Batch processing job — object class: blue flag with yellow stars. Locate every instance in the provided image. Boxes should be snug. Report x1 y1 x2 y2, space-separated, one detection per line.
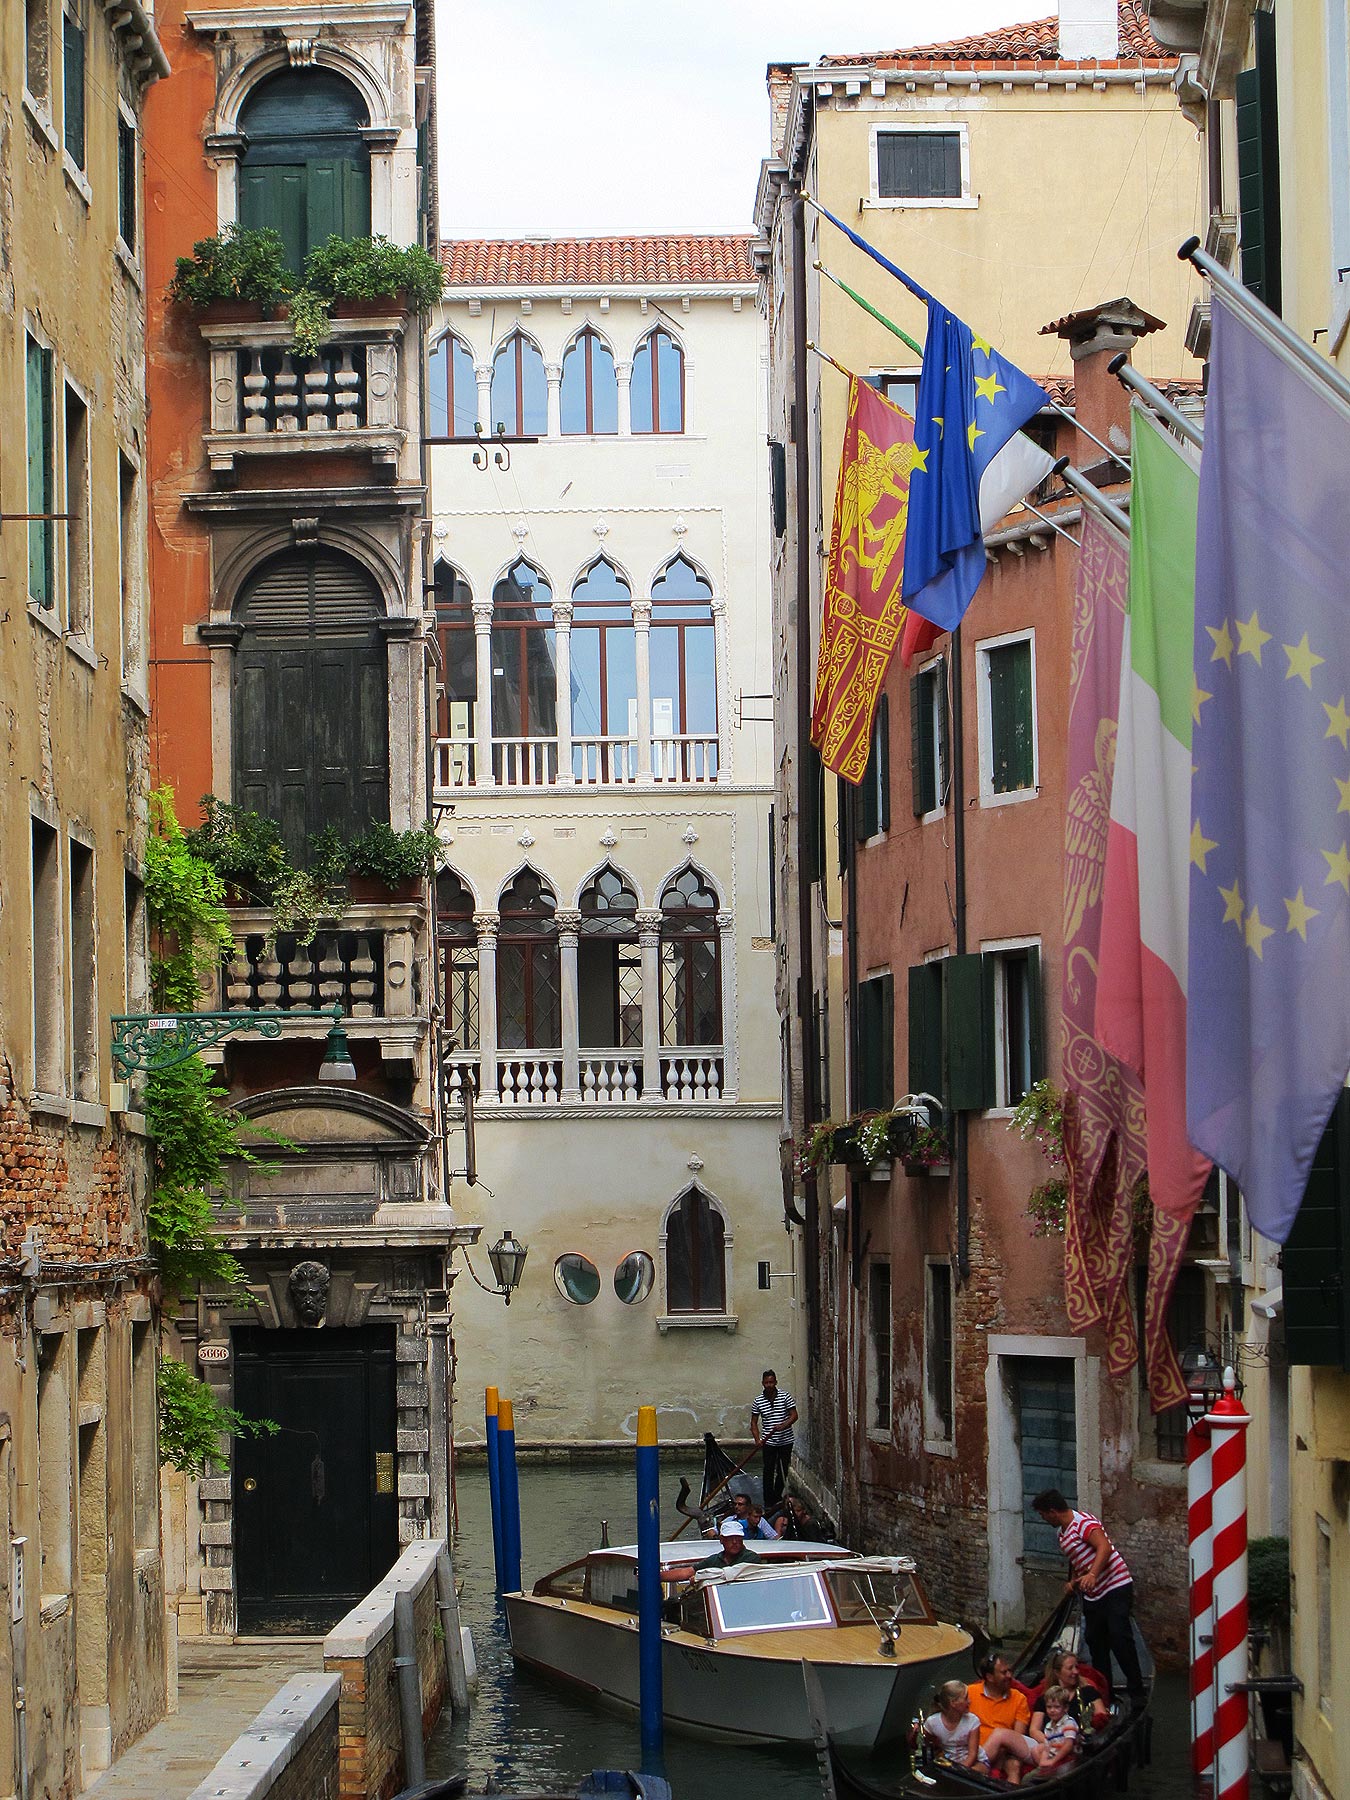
810 203 1048 631
1187 287 1350 1245
900 301 1050 630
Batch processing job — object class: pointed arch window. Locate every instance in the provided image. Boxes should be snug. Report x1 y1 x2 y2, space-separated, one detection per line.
579 866 641 1052
429 333 478 438
632 328 684 434
570 558 635 777
497 869 560 1049
560 329 618 435
650 554 717 776
665 1187 727 1314
239 69 371 273
491 332 547 437
659 868 722 1047
436 868 478 1050
491 560 557 782
433 563 475 763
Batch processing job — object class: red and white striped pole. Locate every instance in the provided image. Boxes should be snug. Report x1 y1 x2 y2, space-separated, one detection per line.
1207 1368 1251 1800
1186 1416 1215 1779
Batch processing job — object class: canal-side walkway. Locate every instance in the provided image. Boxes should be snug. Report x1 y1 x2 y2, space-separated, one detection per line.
83 1638 323 1800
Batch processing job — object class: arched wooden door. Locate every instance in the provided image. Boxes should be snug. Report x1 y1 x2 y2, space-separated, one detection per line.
232 548 389 856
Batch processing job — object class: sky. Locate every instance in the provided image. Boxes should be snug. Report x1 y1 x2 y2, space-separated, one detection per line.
436 2 1046 239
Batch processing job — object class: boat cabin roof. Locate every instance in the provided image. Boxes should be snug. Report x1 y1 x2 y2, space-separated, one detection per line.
597 1539 848 1570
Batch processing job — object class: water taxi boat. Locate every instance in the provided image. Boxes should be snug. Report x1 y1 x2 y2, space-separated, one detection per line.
505 1540 973 1751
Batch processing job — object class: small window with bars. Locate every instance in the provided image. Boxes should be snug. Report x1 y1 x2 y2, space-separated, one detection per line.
873 127 967 204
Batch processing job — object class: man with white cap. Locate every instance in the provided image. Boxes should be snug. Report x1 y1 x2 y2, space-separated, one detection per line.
697 1516 760 1570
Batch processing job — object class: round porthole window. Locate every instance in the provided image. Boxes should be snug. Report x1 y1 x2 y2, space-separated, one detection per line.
553 1254 600 1305
613 1250 655 1305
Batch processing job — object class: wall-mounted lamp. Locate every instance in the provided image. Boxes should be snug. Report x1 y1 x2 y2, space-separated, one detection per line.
757 1260 797 1291
317 1019 357 1084
486 1228 529 1304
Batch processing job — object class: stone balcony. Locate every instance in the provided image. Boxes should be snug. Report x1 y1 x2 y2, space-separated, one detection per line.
199 313 406 478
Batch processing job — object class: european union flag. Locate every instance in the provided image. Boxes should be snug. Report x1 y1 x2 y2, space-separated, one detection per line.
1187 288 1350 1244
901 302 1050 630
812 204 1048 632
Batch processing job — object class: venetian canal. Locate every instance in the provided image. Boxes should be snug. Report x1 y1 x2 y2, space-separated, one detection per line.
425 1458 1199 1799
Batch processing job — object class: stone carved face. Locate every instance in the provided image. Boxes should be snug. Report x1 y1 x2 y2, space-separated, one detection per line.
288 1260 330 1326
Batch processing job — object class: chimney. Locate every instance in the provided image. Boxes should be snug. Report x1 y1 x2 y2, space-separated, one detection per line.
1059 0 1119 59
1041 298 1165 476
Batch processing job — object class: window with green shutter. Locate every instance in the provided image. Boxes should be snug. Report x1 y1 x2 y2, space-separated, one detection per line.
855 696 890 841
907 961 945 1103
1284 1091 1350 1371
993 944 1044 1106
855 972 894 1113
1235 13 1282 316
911 659 948 816
238 70 371 273
983 635 1036 796
62 7 85 169
945 952 993 1112
26 335 55 610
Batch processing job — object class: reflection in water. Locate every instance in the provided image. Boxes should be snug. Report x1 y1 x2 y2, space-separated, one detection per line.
425 1460 1200 1799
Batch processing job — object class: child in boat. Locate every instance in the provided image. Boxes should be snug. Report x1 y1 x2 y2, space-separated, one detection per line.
920 1680 980 1770
1030 1686 1081 1773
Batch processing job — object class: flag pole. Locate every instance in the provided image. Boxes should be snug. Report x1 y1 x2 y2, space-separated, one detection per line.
1107 354 1205 449
1052 456 1131 536
1019 499 1082 548
1181 234 1350 413
807 341 854 381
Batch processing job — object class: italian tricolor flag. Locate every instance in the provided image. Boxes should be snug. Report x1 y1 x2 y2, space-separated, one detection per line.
1094 408 1211 1217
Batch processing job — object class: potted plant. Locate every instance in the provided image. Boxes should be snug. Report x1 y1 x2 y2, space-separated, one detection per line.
301 234 444 323
346 821 439 901
183 796 287 906
903 1122 951 1176
168 224 291 322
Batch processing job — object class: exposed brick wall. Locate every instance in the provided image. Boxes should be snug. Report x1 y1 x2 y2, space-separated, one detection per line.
0 1079 143 1265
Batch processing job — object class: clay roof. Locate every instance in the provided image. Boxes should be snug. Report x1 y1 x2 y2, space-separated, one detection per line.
441 237 759 288
819 1 1170 68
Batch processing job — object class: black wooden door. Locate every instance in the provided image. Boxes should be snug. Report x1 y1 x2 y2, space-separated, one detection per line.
232 549 389 857
233 1326 399 1633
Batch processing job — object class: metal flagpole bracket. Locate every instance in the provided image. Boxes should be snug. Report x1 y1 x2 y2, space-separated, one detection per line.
1052 457 1131 536
1106 354 1205 449
110 1005 345 1078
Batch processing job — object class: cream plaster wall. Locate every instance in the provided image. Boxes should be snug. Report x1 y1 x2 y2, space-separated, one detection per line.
430 282 793 1445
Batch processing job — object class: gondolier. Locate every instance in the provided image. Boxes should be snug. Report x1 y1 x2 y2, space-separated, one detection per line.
750 1370 797 1508
1032 1490 1146 1708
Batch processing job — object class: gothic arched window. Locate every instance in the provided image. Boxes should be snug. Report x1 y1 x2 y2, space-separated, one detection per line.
570 558 635 776
578 866 641 1052
491 559 557 782
497 868 560 1049
436 869 478 1051
428 333 477 438
659 868 722 1047
631 328 684 434
650 555 716 776
664 1187 726 1314
560 328 618 435
491 332 547 437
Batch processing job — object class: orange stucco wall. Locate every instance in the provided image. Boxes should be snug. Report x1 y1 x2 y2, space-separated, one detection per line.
143 2 220 812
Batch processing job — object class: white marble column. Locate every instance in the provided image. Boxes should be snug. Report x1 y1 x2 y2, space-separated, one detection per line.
716 909 738 1100
552 599 573 785
636 908 663 1100
710 595 729 781
632 597 654 786
616 360 633 438
556 909 582 1102
472 599 495 786
474 911 500 1103
474 362 493 435
544 362 562 438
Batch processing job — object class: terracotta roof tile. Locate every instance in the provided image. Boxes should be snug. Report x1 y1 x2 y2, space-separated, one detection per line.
820 1 1169 68
441 236 759 288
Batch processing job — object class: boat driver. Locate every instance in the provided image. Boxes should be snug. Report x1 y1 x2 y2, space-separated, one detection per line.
697 1517 761 1569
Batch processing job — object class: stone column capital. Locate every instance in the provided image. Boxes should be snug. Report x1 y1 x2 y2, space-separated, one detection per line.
473 910 500 940
631 599 652 627
551 600 574 628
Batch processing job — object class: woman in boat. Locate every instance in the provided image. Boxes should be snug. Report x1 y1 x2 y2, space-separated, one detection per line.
1026 1650 1110 1736
919 1680 980 1772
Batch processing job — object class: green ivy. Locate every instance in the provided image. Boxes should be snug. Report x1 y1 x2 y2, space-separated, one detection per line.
145 789 235 1011
158 1355 277 1476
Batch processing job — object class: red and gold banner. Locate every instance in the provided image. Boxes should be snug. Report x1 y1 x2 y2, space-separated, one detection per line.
1062 513 1187 1411
811 379 920 784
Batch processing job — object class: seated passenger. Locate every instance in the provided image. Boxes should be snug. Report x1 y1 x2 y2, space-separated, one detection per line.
1027 1650 1110 1733
696 1517 760 1570
1030 1686 1081 1773
967 1654 1040 1787
745 1500 779 1540
771 1493 831 1541
921 1680 980 1770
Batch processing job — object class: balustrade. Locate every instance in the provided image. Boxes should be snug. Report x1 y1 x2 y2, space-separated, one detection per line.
496 1054 564 1105
491 737 560 787
659 1049 725 1101
579 1054 643 1103
571 736 640 785
433 731 720 793
434 736 476 789
225 927 385 1016
652 735 718 782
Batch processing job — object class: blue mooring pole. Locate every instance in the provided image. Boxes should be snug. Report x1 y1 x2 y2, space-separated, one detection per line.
498 1396 522 1594
636 1404 665 1773
485 1386 505 1594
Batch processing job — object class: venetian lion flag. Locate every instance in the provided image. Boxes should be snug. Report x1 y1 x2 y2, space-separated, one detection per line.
1094 406 1210 1236
812 377 920 783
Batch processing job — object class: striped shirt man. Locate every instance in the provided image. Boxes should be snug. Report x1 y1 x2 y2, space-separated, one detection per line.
750 1386 797 1446
1056 1510 1132 1599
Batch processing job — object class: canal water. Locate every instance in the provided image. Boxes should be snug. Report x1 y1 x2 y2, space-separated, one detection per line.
425 1458 1199 1799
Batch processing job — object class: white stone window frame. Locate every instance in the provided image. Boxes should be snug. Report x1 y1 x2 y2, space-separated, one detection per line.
868 120 975 210
916 651 948 824
655 1179 737 1333
29 790 68 1114
979 932 1042 1117
975 626 1039 809
115 94 142 283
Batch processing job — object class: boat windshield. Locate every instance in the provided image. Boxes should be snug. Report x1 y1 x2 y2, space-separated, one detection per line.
825 1566 931 1625
707 1571 833 1637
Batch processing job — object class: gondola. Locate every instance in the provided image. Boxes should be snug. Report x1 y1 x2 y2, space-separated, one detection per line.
825 1594 1153 1800
394 1773 673 1799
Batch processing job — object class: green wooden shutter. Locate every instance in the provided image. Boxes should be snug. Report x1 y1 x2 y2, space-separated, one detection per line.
341 158 371 238
306 160 343 256
989 640 1034 792
1284 1092 1350 1370
947 952 993 1112
911 673 930 816
856 974 894 1113
1235 15 1282 315
1025 944 1045 1084
937 667 949 800
908 962 944 1101
241 164 307 273
26 339 53 608
878 696 891 833
63 15 85 169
